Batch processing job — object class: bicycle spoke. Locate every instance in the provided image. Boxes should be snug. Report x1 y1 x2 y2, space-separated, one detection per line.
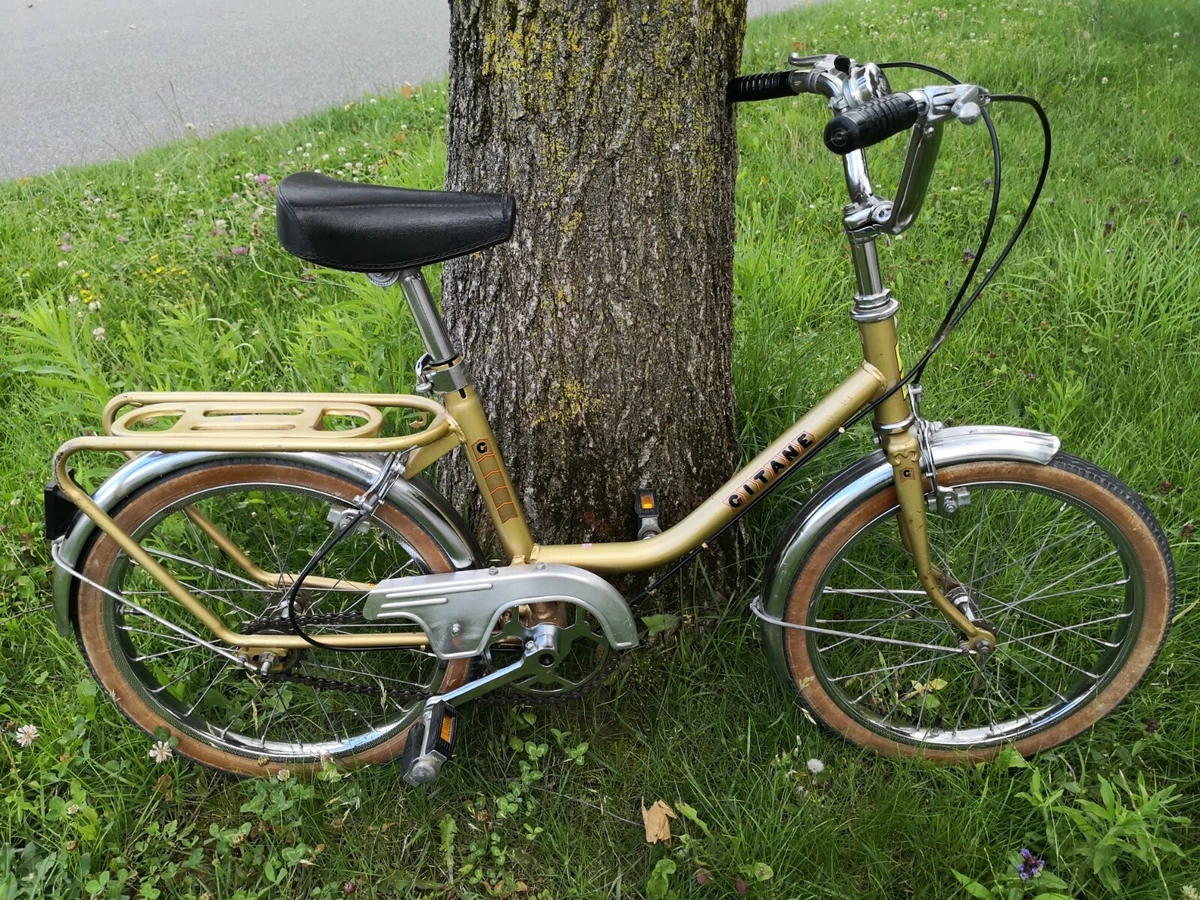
999 653 1068 704
185 661 233 716
1001 635 1100 679
998 613 1129 649
259 491 285 575
968 489 989 587
833 650 958 688
150 656 214 694
972 521 1097 588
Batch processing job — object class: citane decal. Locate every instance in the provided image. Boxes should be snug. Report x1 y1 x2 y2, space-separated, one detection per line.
473 440 519 523
724 430 815 509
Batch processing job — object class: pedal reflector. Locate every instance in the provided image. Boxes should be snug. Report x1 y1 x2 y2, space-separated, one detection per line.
430 702 458 756
401 701 458 786
633 489 662 540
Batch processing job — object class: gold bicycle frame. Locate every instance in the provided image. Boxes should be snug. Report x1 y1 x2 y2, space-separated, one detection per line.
53 361 892 649
56 120 998 653
55 308 988 654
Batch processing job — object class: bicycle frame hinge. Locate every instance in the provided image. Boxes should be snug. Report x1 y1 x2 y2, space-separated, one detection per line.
414 352 470 395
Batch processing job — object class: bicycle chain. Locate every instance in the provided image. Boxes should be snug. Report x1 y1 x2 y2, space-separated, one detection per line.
240 613 613 706
242 613 431 701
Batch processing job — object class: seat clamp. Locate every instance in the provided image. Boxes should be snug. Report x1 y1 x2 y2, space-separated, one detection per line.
416 354 470 395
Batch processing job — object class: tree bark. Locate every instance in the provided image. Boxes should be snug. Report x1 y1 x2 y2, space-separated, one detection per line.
442 0 747 595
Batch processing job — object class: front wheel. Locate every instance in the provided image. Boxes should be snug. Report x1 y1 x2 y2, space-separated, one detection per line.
781 454 1174 761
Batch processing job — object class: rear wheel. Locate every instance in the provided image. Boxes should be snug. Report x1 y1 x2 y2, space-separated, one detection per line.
75 458 471 776
781 454 1173 760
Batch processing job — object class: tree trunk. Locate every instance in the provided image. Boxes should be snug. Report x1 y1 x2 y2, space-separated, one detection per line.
442 0 747 596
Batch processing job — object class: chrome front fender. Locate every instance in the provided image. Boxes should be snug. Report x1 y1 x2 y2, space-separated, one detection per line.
758 425 1061 685
52 451 484 637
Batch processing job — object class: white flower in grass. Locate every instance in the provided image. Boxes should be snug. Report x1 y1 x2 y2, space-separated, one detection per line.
149 740 173 763
14 725 39 747
66 803 81 816
276 767 292 781
805 757 825 775
91 327 106 342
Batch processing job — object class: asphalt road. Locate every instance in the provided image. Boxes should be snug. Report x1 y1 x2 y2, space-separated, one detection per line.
1 0 810 179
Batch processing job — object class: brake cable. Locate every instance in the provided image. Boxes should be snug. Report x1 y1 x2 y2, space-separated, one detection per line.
276 69 1053 623
630 71 1053 606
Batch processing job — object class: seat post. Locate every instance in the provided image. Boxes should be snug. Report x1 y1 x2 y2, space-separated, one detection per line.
371 268 458 364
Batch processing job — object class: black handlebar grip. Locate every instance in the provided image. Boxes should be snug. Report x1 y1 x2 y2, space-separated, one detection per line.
823 92 920 155
726 71 797 103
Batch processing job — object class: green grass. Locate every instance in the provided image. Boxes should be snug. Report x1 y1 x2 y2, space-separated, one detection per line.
1 0 1198 897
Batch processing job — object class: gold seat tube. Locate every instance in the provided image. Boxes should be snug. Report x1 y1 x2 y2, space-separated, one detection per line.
443 387 534 562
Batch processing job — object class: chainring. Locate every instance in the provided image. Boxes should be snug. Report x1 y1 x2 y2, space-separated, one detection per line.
481 605 619 706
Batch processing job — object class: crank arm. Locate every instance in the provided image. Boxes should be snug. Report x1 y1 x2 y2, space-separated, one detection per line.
882 428 996 654
438 622 559 708
402 623 560 786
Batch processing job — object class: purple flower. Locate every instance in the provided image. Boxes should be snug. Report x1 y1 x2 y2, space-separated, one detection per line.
116 235 129 244
231 246 248 256
256 173 271 184
1017 848 1045 881
61 242 73 252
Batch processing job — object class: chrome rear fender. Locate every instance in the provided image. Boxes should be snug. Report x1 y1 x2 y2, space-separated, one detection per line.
758 425 1061 684
52 451 483 636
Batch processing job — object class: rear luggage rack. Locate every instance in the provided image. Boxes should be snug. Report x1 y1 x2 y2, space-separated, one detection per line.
101 391 448 449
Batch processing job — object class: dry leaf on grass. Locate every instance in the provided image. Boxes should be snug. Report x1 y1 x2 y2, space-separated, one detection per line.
641 798 677 845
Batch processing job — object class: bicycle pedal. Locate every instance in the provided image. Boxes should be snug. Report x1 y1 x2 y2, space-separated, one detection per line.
400 700 458 786
633 489 662 540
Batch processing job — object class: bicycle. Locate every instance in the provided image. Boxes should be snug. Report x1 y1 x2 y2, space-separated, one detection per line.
44 52 1174 781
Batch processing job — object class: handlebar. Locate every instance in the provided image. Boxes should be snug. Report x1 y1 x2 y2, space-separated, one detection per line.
725 71 799 103
725 68 841 104
823 93 920 155
726 54 990 240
